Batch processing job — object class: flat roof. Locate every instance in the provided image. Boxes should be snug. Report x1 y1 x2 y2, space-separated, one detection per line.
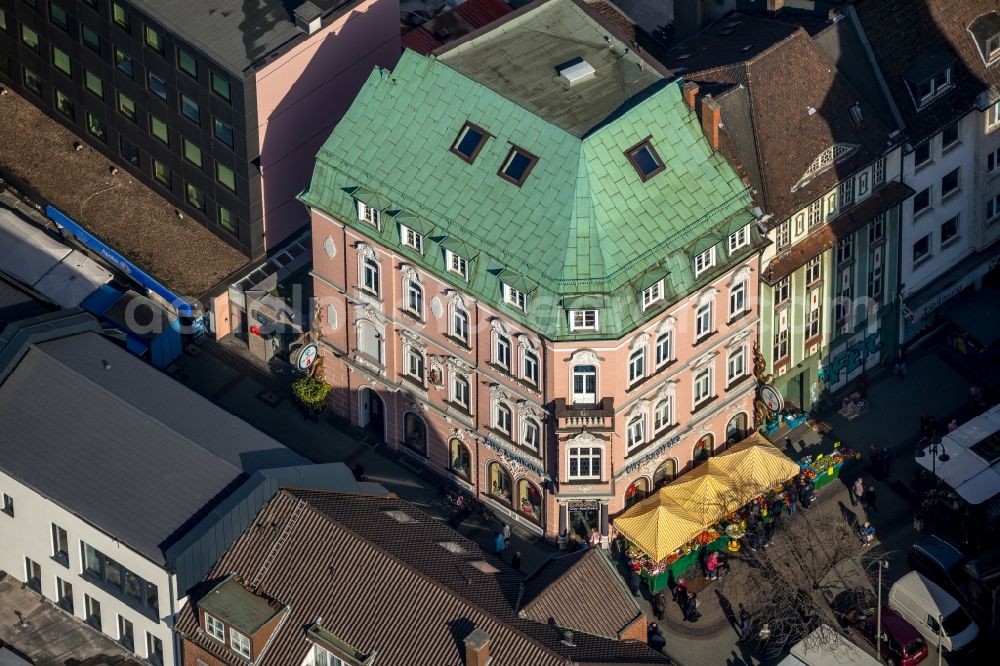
199 575 285 634
0 330 307 564
134 0 363 74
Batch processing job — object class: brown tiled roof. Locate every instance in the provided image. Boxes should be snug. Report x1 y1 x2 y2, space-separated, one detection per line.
401 27 442 55
520 549 643 640
762 180 914 285
664 15 898 224
176 489 670 666
855 0 1000 144
402 0 514 55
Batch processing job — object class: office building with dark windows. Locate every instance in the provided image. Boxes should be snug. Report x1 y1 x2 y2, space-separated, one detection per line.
0 0 399 258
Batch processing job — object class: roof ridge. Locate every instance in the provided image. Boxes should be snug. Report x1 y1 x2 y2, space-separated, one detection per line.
34 335 244 474
282 489 572 662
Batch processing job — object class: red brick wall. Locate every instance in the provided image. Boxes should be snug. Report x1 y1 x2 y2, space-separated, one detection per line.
181 638 230 666
620 614 648 643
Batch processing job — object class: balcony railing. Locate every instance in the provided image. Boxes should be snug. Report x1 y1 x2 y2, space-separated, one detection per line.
554 397 614 432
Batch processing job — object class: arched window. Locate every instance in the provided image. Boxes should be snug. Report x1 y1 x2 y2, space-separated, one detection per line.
357 320 382 364
451 374 471 410
403 412 427 456
405 347 424 382
571 365 597 405
406 280 423 318
522 348 539 385
362 256 380 295
516 479 542 522
451 305 469 343
488 462 512 505
693 433 714 465
654 398 672 433
727 413 748 443
522 418 541 452
495 403 512 436
449 438 471 480
626 415 646 452
653 460 676 489
625 478 649 508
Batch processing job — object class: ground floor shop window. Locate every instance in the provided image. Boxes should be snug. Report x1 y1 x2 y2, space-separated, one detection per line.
693 433 714 465
653 460 676 490
727 413 748 443
625 478 648 508
403 412 426 456
449 438 470 480
517 479 542 522
488 462 512 505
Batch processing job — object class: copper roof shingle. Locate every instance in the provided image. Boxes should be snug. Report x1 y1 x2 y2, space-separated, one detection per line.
520 549 644 640
176 490 670 666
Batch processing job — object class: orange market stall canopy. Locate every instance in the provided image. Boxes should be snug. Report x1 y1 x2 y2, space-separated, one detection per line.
614 433 801 562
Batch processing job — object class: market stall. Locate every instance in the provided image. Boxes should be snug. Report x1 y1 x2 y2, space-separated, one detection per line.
799 444 860 492
614 433 803 592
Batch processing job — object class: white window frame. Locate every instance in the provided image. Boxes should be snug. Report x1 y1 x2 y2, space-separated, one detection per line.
568 445 602 480
693 247 716 276
494 402 513 436
626 415 646 452
204 613 224 642
522 348 539 385
775 277 790 304
400 225 423 253
869 214 885 244
836 236 853 265
776 220 791 248
806 256 822 284
729 281 746 319
988 100 1000 131
315 645 346 666
405 347 424 381
523 418 540 451
695 302 713 338
451 373 470 409
361 256 380 296
503 284 527 311
445 250 468 279
494 334 511 369
655 332 673 367
569 309 599 331
915 66 951 104
571 365 597 405
451 305 469 343
806 303 821 339
728 225 750 253
988 35 1000 63
808 199 823 227
357 201 380 228
693 367 712 405
230 629 251 659
628 348 646 385
405 280 423 318
654 398 672 432
727 346 746 384
839 178 854 208
641 280 664 309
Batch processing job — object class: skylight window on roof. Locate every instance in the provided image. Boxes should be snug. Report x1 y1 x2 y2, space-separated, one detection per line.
468 560 499 574
451 122 488 163
384 510 416 524
498 146 538 186
626 140 665 181
438 541 468 555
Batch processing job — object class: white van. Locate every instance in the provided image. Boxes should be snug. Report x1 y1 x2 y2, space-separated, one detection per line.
888 571 979 653
776 624 880 666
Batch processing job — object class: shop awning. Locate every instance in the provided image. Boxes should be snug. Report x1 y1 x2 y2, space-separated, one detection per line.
942 286 1000 347
918 405 1000 505
614 433 801 561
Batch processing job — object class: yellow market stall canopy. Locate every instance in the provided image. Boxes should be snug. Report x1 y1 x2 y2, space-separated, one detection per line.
614 433 801 561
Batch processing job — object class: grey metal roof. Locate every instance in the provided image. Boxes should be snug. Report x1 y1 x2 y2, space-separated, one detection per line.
0 276 51 335
437 0 664 137
0 331 307 565
132 0 361 75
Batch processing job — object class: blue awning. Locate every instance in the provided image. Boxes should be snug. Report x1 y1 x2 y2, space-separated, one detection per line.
81 284 124 316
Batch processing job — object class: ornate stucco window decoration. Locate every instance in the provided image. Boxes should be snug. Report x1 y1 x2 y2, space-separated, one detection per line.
793 143 859 192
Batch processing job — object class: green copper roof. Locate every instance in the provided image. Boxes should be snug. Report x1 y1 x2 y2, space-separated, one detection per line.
300 0 757 340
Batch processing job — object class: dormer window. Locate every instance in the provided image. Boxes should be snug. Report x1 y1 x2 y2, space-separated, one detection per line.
694 247 716 276
904 46 955 109
446 250 468 279
400 225 423 253
314 645 345 666
728 225 750 253
503 283 527 311
989 34 1000 61
916 67 950 102
204 613 225 642
498 146 538 187
451 122 489 163
641 280 664 309
970 13 1000 65
569 309 598 331
357 201 380 228
230 630 251 659
626 139 665 181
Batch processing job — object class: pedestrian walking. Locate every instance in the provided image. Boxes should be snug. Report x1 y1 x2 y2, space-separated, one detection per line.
647 622 667 651
865 486 877 512
738 603 751 640
683 591 701 622
652 591 667 621
706 551 720 580
502 523 511 548
494 530 506 558
858 521 875 546
588 527 601 548
628 567 641 597
511 551 522 571
948 418 959 433
852 477 865 507
672 578 688 605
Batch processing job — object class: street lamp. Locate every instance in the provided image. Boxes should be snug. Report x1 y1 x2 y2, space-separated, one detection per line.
916 438 950 481
876 559 890 664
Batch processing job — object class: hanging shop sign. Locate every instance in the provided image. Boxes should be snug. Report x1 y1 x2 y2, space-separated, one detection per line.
296 343 319 371
759 384 784 413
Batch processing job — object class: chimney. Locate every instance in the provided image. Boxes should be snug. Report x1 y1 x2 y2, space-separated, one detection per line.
683 81 699 111
700 95 721 153
464 628 491 666
293 1 323 35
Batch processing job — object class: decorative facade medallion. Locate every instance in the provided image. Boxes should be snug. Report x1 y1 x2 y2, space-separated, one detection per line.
430 296 443 319
323 236 336 259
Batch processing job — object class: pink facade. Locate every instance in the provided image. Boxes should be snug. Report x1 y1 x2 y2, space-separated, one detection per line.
254 0 401 252
309 207 761 543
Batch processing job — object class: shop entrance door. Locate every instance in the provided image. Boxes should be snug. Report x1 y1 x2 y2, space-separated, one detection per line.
787 371 804 411
568 501 599 545
359 388 385 443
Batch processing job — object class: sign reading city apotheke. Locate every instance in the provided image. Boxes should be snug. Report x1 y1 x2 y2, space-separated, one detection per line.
623 433 683 476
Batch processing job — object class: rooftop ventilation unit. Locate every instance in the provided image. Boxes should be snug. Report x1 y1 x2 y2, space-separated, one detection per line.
293 1 323 35
558 59 596 86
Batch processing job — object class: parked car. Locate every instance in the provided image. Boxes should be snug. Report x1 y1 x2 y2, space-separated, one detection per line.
910 537 1000 633
888 572 979 653
839 605 928 666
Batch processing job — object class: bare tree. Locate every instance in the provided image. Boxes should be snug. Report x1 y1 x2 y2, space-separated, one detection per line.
721 505 890 656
